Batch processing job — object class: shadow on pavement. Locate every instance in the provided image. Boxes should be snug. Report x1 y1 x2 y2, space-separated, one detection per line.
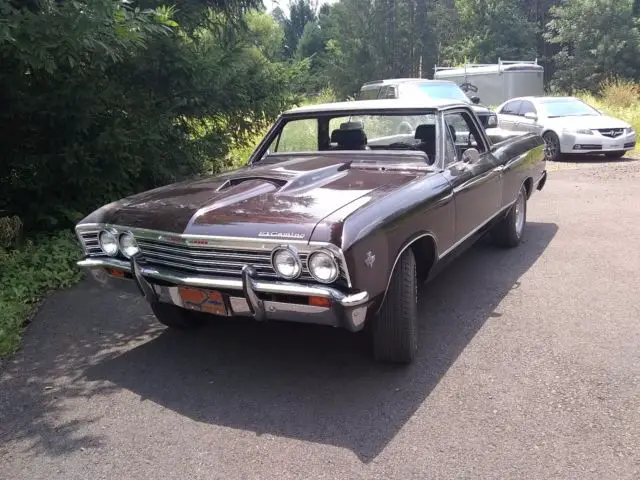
81 221 558 462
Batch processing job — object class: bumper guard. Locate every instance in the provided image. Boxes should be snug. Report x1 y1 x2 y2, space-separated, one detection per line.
78 256 370 332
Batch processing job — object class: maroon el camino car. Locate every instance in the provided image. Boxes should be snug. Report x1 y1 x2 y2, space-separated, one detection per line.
75 98 547 364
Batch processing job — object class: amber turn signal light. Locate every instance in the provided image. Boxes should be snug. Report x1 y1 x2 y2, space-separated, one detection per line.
308 296 331 308
105 268 126 278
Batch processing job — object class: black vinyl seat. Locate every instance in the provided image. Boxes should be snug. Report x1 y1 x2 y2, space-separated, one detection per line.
414 124 436 164
330 122 369 150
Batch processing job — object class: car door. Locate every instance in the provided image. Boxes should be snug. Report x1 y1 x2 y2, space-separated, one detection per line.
497 100 522 131
514 100 543 134
439 109 503 247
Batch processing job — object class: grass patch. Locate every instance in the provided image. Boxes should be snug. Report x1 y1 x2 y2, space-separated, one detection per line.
0 230 82 357
575 79 639 152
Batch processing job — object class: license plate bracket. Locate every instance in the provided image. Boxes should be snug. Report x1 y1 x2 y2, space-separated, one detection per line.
177 286 228 316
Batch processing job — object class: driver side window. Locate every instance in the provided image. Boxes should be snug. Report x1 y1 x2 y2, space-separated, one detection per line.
443 111 486 159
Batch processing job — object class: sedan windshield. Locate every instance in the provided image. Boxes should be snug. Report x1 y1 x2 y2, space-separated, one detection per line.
538 98 600 118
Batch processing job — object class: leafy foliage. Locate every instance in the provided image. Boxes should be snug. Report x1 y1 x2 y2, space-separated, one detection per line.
545 0 640 93
0 231 82 356
0 0 305 231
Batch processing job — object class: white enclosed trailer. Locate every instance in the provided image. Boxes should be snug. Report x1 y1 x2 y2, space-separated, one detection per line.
433 59 544 107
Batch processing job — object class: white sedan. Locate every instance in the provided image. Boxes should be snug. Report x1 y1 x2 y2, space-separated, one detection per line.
495 96 636 160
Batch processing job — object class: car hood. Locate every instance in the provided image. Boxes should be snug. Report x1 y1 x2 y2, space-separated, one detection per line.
545 114 630 129
471 104 492 114
84 154 429 242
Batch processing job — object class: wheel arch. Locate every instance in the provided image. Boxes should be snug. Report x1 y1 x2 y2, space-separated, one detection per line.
523 176 534 199
375 232 438 314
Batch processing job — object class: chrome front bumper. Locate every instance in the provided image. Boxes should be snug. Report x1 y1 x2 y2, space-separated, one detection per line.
78 257 371 332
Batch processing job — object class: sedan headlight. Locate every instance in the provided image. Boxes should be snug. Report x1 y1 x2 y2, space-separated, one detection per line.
118 232 139 258
271 246 302 279
99 230 119 256
308 249 339 283
563 127 593 135
625 127 635 135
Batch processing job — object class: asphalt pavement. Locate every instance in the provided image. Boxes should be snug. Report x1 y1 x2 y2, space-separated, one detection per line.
1 156 639 480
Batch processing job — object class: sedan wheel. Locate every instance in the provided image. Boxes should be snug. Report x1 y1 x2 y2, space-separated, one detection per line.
543 131 561 161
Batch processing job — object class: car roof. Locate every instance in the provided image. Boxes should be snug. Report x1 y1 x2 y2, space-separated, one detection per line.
284 98 467 115
360 78 456 88
503 95 579 104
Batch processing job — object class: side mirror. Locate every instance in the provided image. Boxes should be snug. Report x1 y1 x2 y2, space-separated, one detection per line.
470 96 481 104
524 112 538 121
461 148 481 165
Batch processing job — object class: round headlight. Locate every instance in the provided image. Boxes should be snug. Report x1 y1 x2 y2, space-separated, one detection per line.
119 232 139 258
271 247 302 279
308 250 339 283
99 230 119 256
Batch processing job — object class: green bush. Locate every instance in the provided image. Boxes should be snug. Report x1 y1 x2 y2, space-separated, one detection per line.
0 231 82 356
0 1 304 232
0 216 23 248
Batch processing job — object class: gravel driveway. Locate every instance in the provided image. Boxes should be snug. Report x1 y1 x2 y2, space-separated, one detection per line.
1 156 639 480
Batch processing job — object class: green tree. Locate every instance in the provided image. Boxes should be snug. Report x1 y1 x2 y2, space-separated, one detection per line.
0 0 303 230
546 0 640 92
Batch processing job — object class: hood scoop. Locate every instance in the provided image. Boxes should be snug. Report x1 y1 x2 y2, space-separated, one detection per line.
217 176 287 192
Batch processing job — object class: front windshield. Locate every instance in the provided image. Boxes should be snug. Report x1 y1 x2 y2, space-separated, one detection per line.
269 112 437 154
538 98 600 118
403 82 471 103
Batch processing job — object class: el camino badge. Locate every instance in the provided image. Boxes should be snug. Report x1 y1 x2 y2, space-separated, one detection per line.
365 251 376 268
258 232 305 239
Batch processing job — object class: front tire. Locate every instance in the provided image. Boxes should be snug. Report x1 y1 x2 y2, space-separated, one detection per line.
371 248 418 364
492 185 527 248
150 302 204 330
543 131 562 161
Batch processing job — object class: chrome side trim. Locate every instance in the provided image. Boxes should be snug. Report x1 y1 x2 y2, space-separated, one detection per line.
438 201 515 259
76 257 368 307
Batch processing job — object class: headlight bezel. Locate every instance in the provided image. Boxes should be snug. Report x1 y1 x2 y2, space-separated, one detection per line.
307 248 340 284
625 127 635 135
271 246 303 280
118 232 140 258
99 229 119 257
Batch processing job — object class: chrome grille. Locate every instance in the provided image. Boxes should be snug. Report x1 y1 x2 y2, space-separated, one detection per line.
78 230 104 256
137 239 348 285
598 128 623 138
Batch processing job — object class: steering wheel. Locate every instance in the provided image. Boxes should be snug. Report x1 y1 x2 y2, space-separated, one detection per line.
387 142 416 149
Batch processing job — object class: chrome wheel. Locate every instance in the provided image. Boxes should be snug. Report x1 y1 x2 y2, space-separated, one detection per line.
514 191 525 238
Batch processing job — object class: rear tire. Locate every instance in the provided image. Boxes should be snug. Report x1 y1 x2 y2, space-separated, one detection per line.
605 151 626 159
543 131 562 161
372 248 418 364
491 185 527 248
150 302 204 330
